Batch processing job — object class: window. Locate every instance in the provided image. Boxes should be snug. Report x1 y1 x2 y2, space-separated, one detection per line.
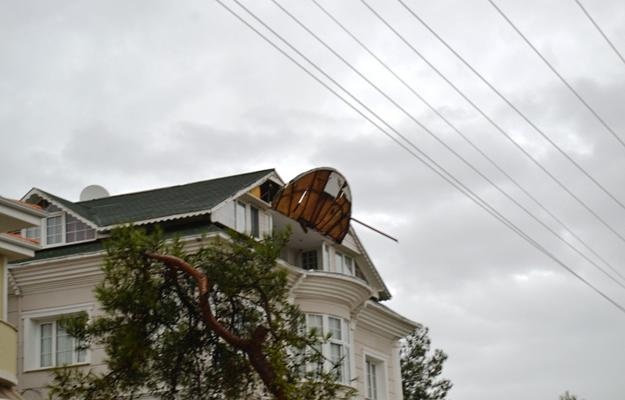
65 214 95 243
301 250 318 270
306 314 351 385
46 215 63 245
23 304 93 371
235 201 247 232
37 319 86 368
366 358 378 399
23 226 41 242
365 355 386 400
322 243 330 271
334 252 355 276
250 206 260 238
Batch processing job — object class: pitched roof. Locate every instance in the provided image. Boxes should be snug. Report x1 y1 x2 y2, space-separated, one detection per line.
31 169 275 228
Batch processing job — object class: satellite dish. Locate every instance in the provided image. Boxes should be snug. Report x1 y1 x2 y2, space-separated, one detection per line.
273 167 352 243
80 185 110 201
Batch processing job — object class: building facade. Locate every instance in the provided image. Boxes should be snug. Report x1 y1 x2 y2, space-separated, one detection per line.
0 196 43 399
8 168 416 400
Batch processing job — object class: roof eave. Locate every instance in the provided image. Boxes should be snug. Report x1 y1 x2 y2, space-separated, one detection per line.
22 188 99 229
95 169 280 231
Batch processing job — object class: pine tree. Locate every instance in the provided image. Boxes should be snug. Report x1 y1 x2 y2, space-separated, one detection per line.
48 226 354 400
400 326 452 400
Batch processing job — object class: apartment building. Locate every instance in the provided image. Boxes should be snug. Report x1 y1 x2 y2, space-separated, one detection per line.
8 168 416 400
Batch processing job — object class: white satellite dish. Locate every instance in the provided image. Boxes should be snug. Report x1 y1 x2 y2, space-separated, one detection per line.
80 185 110 201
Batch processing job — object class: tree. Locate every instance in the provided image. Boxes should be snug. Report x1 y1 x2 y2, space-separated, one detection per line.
400 326 452 400
559 391 584 400
48 226 355 400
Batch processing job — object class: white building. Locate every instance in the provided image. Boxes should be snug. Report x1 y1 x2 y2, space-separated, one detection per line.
8 168 417 400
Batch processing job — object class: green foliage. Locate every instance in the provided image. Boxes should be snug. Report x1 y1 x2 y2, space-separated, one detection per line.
48 226 355 400
400 326 452 400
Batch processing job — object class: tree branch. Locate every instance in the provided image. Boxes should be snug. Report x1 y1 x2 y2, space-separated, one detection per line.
145 252 246 349
145 252 287 400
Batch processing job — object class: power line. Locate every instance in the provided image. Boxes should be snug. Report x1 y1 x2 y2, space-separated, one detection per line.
573 0 625 68
397 0 625 213
360 0 625 246
487 0 625 151
310 0 625 284
270 0 625 288
211 0 625 315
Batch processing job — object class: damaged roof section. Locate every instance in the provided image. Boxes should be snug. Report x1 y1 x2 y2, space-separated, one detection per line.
273 167 352 244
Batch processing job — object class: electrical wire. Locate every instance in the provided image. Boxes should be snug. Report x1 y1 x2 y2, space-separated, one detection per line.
211 0 625 315
360 0 625 246
488 0 625 150
271 0 625 288
573 0 625 68
397 0 625 211
310 0 625 284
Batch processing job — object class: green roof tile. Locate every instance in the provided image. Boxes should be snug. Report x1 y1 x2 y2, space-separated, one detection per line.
38 169 274 227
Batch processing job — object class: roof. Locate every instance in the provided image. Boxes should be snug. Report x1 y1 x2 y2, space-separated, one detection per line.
15 223 226 263
27 169 275 228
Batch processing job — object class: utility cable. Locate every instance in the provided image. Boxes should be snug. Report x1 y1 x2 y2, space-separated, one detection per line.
310 0 625 283
212 0 625 314
573 0 625 68
397 0 625 213
272 0 625 287
360 0 625 246
488 0 625 150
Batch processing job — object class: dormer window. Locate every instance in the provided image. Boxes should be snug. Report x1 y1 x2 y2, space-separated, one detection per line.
21 202 96 247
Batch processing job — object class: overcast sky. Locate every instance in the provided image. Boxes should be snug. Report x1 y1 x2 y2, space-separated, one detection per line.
2 0 625 399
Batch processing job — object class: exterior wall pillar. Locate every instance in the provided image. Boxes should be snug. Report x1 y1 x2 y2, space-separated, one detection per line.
392 340 403 400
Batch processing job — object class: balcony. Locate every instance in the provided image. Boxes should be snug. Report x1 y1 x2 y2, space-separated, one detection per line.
0 320 17 385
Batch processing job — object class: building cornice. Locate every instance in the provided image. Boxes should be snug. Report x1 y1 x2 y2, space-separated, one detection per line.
358 300 419 339
290 270 374 312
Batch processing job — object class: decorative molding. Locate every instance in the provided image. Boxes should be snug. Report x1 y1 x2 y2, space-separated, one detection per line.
357 301 419 339
10 254 105 295
291 270 374 312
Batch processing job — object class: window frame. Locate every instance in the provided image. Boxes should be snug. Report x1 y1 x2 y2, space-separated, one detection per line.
38 319 87 368
45 212 65 246
306 313 352 385
333 251 355 276
22 303 94 372
301 249 319 270
363 351 388 400
235 201 247 233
